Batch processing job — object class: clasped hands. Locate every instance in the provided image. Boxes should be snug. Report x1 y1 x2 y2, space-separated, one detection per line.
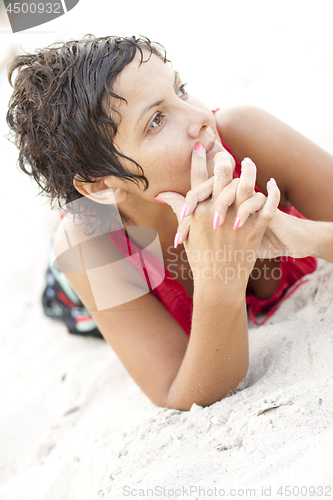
157 146 311 261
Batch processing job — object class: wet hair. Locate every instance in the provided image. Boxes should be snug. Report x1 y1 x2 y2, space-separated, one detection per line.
7 35 168 233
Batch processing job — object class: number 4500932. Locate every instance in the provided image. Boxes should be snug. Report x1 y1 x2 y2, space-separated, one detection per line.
5 3 61 14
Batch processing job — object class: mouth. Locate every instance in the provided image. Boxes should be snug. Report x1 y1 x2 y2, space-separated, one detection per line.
206 140 222 160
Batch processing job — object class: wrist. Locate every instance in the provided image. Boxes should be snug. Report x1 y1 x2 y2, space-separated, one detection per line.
310 221 333 262
194 271 247 305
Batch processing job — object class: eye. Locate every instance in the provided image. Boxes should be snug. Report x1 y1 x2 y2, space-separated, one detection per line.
177 83 187 98
148 113 164 131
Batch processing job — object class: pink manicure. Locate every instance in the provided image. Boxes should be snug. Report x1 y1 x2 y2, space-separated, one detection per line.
180 202 187 221
269 177 277 187
174 232 180 248
154 196 168 204
194 142 204 152
213 211 220 230
233 216 241 231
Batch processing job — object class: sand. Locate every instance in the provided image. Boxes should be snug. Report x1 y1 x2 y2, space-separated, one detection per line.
1 4 333 498
1 247 333 499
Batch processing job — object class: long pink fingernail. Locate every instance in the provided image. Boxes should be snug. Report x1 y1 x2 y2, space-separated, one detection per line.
233 216 241 231
174 232 180 248
213 211 220 230
154 196 168 204
269 177 277 187
194 142 204 152
180 202 187 221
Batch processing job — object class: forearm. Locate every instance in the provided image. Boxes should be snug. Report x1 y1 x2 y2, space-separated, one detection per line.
306 220 333 262
265 210 333 263
165 280 249 410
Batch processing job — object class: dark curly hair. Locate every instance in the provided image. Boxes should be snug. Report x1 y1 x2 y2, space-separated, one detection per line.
7 35 168 233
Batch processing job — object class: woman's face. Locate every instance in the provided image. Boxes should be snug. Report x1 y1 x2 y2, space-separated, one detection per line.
112 51 232 199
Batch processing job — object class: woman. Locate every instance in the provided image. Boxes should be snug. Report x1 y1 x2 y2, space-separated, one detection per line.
7 35 333 410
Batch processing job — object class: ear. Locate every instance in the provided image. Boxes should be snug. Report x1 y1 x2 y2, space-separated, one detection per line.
73 176 128 205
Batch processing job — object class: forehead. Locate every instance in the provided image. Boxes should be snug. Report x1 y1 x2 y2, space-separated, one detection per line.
112 52 174 114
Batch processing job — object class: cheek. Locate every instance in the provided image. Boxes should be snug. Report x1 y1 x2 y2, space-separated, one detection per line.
141 148 192 195
144 135 190 172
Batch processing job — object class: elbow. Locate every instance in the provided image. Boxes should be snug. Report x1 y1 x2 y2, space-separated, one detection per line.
159 368 250 412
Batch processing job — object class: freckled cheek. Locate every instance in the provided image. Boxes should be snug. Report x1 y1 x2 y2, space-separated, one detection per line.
143 152 191 193
149 156 190 184
163 149 191 180
146 141 191 172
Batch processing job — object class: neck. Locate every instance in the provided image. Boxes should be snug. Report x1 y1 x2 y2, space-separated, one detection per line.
121 197 179 252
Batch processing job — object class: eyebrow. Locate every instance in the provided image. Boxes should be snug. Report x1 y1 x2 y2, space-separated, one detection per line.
136 71 179 125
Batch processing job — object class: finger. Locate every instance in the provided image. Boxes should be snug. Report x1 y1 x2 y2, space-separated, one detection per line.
180 151 236 221
212 151 235 200
235 177 281 232
154 192 185 222
262 177 281 223
213 178 240 228
191 142 208 190
180 177 215 220
236 157 257 206
175 217 192 247
234 192 267 230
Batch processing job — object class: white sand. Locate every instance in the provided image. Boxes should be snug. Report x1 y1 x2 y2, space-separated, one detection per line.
1 3 333 498
2 250 333 499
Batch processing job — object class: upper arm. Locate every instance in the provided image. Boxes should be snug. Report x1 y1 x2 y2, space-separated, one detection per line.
215 106 333 220
52 222 189 408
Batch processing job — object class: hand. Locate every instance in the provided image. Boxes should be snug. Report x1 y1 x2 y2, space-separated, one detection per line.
261 209 318 259
156 150 237 246
157 149 281 246
157 149 289 260
156 145 280 283
174 150 238 244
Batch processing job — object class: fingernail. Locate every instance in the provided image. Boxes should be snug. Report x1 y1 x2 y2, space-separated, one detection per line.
213 211 220 230
194 142 204 152
174 232 180 248
233 216 241 231
180 202 187 221
241 157 255 169
154 196 168 204
269 177 277 187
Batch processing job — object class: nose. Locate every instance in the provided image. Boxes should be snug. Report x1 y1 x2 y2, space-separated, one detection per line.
185 103 212 139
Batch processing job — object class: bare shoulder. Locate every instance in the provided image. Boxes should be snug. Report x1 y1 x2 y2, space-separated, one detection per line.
52 217 155 312
214 105 256 131
52 218 188 407
214 106 278 175
215 105 276 147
